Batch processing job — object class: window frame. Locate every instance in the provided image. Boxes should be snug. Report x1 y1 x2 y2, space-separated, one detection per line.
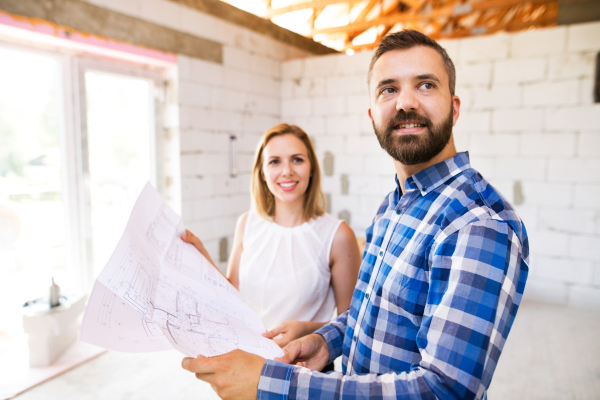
73 55 166 290
0 37 170 300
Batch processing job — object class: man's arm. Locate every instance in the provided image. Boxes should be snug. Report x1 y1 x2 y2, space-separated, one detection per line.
257 219 528 400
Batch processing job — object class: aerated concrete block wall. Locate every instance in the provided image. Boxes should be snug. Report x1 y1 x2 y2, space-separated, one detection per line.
281 22 600 310
82 0 311 271
174 15 311 273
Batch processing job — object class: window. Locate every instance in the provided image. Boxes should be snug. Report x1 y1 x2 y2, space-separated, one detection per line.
0 46 67 334
0 42 171 340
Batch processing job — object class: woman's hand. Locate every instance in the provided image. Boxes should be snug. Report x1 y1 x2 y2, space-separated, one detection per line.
262 320 326 348
181 229 205 253
181 229 219 270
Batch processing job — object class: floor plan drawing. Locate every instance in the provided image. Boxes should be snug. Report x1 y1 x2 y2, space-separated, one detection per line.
146 204 179 256
81 182 284 359
80 281 172 353
96 282 117 328
122 263 154 317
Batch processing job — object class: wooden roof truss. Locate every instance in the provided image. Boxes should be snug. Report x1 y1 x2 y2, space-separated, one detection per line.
265 0 558 51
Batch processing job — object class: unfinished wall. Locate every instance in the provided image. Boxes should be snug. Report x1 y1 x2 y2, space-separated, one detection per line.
281 22 600 310
79 0 314 271
47 0 600 308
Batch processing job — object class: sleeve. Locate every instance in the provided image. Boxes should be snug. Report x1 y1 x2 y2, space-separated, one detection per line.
255 219 528 400
314 309 348 364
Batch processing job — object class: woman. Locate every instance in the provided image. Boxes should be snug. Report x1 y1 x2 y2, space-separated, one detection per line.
182 123 361 350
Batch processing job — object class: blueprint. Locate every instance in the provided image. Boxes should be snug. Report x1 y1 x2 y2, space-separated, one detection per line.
80 183 283 360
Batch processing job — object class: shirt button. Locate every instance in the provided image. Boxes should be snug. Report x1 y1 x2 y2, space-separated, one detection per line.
353 336 357 342
365 293 370 299
379 251 383 256
422 187 427 192
395 209 401 215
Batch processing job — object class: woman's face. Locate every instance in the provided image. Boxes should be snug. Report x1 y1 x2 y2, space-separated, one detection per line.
262 134 312 207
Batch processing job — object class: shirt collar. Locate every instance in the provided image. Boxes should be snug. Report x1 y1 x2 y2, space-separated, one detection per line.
397 152 471 196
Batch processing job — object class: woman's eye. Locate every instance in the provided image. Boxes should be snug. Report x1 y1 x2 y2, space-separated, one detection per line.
293 157 304 163
269 159 279 165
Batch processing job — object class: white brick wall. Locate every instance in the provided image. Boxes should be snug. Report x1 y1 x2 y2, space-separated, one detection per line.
279 22 600 309
81 1 600 306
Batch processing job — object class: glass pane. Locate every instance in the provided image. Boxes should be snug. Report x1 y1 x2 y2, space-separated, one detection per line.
84 71 154 278
0 48 67 336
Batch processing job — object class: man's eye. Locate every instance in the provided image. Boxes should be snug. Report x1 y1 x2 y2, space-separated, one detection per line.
420 82 434 90
381 87 395 95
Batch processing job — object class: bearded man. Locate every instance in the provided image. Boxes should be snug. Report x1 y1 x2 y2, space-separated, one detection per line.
182 30 529 400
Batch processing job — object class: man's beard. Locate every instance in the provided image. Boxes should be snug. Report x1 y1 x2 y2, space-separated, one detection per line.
372 105 454 165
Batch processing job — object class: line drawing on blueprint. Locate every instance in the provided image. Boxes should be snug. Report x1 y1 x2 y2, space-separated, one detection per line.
82 183 284 359
95 286 165 343
142 319 163 338
104 242 157 317
97 285 117 327
146 204 179 255
165 240 233 293
151 278 259 357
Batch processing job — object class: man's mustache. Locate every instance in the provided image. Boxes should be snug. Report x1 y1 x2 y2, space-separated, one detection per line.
387 111 431 129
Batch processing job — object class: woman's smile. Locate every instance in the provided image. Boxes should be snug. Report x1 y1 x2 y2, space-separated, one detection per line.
278 181 299 191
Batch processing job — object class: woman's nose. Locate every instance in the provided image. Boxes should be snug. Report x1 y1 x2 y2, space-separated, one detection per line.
281 161 292 176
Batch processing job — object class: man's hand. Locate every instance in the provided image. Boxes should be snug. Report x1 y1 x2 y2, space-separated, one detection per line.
181 350 265 400
276 333 330 371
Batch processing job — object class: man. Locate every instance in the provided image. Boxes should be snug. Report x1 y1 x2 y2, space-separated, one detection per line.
182 30 529 400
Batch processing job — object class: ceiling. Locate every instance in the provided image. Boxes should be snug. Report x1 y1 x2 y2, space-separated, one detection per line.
220 0 558 53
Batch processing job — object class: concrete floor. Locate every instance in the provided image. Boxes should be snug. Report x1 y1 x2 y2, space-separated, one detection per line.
14 301 600 400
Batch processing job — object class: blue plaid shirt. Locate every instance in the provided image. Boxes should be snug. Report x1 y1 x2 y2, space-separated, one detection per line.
257 152 529 400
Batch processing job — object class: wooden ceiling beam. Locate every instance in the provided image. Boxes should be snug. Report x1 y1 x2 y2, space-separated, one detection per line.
433 4 557 39
344 1 556 50
311 0 556 35
347 1 407 38
401 0 426 11
310 6 326 29
353 0 379 23
267 0 353 18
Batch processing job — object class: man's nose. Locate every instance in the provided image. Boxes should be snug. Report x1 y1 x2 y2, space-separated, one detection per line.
396 90 419 112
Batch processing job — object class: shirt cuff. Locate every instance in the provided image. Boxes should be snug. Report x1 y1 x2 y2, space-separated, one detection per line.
314 324 344 365
257 359 295 399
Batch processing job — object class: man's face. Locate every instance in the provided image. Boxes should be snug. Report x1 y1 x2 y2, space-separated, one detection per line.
368 46 460 165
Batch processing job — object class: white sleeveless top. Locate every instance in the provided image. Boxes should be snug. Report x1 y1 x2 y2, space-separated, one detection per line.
238 211 343 330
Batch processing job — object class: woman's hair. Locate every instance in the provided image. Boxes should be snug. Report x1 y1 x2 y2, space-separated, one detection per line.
251 123 325 221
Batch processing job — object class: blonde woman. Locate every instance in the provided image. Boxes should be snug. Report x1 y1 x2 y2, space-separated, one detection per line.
182 124 361 354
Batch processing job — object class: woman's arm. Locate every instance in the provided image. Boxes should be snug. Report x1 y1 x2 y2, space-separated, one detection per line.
224 212 249 290
181 229 219 269
181 212 248 289
329 222 361 314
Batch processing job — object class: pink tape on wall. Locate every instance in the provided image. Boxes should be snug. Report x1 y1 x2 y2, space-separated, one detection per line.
0 11 177 67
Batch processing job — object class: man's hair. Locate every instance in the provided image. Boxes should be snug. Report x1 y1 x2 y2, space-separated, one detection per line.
251 123 325 221
367 30 456 95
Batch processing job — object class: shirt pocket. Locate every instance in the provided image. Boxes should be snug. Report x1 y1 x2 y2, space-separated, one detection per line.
380 245 429 318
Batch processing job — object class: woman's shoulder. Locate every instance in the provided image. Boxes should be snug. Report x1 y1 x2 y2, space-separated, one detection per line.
332 220 357 244
237 211 250 227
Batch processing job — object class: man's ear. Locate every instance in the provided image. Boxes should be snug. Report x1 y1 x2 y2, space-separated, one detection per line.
451 95 461 127
368 108 372 119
